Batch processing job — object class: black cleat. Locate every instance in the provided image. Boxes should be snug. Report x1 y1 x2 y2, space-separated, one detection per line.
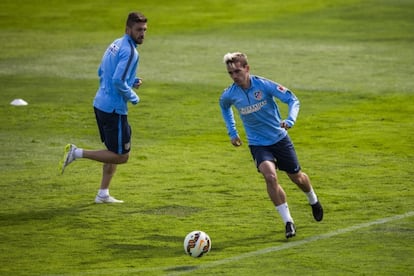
285 222 296 239
311 201 324 222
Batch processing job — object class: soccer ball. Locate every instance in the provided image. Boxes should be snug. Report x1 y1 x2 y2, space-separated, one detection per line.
183 230 211 258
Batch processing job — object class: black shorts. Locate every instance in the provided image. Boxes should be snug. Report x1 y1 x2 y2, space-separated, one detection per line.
94 107 132 154
249 135 301 174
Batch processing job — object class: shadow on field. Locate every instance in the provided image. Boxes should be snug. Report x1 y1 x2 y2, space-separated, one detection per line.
0 204 92 226
107 233 185 257
164 265 198 273
140 204 205 217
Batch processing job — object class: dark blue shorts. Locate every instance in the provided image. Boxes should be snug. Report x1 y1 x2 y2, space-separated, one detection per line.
94 107 131 154
249 135 301 174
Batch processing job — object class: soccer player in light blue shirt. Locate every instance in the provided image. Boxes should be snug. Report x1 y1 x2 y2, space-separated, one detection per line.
93 29 141 114
219 52 323 239
61 12 147 204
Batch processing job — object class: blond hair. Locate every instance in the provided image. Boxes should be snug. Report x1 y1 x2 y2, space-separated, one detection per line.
223 52 248 66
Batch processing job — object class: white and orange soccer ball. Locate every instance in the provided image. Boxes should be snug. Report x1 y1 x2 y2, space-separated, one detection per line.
183 230 211 258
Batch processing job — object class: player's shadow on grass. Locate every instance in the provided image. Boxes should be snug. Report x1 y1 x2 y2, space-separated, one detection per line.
107 234 185 258
164 265 199 273
0 204 92 226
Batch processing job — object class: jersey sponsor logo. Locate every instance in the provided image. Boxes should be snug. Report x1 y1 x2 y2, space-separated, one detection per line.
107 43 120 56
254 90 263 100
277 85 287 93
239 100 267 115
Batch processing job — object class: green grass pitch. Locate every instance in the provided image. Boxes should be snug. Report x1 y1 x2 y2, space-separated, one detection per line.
0 0 413 275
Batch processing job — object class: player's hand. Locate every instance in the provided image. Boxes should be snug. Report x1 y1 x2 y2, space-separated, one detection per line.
280 121 291 130
231 137 242 147
133 78 142 89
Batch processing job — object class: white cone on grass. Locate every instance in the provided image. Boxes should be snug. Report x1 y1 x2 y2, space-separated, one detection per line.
10 99 28 106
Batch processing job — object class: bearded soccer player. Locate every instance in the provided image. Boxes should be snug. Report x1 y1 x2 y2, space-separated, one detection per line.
61 12 148 204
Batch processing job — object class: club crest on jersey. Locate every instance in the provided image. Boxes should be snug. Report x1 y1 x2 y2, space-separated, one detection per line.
254 91 263 100
107 43 119 56
124 142 131 151
277 85 287 93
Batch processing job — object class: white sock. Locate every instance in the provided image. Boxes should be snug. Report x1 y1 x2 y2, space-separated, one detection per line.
305 188 318 205
276 203 294 224
98 189 109 198
74 148 83 159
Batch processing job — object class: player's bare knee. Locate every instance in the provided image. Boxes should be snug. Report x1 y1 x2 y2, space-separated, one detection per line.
118 154 129 164
263 172 277 185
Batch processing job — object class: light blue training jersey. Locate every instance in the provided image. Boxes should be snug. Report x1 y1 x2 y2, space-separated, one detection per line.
219 75 300 146
93 34 140 115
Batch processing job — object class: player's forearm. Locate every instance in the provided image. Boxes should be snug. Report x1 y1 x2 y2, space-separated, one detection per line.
286 97 300 126
113 78 140 104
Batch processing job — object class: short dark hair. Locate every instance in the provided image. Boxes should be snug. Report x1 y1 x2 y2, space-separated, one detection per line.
126 12 147 28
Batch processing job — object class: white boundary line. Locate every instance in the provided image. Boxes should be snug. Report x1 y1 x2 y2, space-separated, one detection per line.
166 211 414 275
